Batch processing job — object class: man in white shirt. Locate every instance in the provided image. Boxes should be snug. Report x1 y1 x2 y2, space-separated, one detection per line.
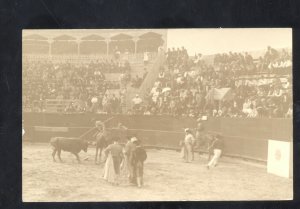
132 94 143 113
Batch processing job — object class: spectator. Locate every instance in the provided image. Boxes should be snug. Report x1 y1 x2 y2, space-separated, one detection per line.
132 94 143 114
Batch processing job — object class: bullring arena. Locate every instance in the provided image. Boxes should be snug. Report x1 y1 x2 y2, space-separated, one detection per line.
22 114 293 201
23 142 292 201
22 29 293 201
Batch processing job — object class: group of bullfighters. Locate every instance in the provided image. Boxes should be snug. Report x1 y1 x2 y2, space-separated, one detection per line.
49 117 224 189
180 119 224 169
50 120 147 188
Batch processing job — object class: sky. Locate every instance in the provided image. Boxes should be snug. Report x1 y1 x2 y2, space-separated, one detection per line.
167 28 292 55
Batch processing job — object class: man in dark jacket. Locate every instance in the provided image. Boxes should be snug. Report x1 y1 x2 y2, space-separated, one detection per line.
131 140 147 188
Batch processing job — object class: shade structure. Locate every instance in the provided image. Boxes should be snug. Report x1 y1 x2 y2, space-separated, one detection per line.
23 34 49 54
205 88 235 101
81 34 105 41
80 41 107 54
51 35 78 54
53 34 76 41
137 32 164 53
23 34 48 40
111 33 133 40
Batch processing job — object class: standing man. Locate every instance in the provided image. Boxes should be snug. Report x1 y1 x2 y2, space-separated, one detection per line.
132 94 143 114
116 122 128 143
207 134 224 169
103 137 124 185
131 139 147 188
183 128 194 163
124 136 138 184
195 121 205 156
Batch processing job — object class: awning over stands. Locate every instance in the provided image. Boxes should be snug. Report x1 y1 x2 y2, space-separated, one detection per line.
206 88 235 101
81 34 105 41
53 35 76 41
23 34 49 54
52 35 77 54
111 33 133 40
80 34 107 54
109 33 134 53
137 32 164 53
23 34 48 40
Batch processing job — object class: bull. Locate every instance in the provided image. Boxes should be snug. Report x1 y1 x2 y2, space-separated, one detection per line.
50 137 88 163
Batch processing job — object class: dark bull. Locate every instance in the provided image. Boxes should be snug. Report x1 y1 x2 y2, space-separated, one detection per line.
50 137 88 163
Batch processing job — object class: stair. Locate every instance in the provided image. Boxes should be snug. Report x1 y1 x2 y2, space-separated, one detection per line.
125 51 166 110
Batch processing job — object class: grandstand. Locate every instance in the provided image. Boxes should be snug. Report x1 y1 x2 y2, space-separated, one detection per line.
22 29 292 118
22 29 167 113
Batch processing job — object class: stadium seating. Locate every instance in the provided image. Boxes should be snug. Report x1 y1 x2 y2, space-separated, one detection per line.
22 52 159 113
22 45 292 118
140 46 292 118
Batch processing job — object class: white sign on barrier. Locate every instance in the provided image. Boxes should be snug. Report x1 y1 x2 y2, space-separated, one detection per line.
267 139 293 178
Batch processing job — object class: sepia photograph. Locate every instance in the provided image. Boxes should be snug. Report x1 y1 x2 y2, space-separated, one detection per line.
22 28 293 201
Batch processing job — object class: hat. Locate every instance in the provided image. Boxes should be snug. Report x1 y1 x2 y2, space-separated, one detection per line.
131 137 138 142
184 128 191 133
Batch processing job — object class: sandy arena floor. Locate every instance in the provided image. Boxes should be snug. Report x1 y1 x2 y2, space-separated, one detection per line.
22 142 292 202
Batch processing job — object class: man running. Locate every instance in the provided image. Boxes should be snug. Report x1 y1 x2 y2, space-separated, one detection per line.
207 134 224 169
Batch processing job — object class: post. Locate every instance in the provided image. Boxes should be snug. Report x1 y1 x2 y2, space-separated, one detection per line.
48 39 53 56
134 37 138 55
106 39 109 58
77 39 80 55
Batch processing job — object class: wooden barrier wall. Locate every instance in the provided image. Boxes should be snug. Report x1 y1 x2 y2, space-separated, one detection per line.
23 113 293 162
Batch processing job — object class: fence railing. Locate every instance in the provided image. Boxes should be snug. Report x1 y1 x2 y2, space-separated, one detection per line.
45 99 80 112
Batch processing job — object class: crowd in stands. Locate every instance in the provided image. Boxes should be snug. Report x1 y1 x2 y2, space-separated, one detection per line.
23 46 293 118
213 46 292 75
23 58 131 113
132 46 292 118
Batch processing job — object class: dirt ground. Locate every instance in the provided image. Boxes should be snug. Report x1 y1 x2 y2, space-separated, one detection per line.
22 142 292 202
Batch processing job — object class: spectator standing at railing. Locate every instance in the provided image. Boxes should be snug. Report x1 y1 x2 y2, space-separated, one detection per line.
91 96 99 113
285 103 293 118
132 94 143 114
110 94 120 114
143 68 148 80
144 51 149 66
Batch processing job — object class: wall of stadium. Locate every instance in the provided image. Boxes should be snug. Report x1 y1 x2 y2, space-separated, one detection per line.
23 113 292 162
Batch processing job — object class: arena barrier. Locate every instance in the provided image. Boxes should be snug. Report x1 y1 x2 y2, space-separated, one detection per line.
23 113 293 162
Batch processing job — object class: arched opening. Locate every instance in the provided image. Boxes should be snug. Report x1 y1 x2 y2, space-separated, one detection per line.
137 32 164 53
52 35 78 55
80 34 107 54
23 34 49 54
109 33 134 53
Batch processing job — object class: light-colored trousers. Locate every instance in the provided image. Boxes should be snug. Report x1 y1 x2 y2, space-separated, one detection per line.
208 149 222 168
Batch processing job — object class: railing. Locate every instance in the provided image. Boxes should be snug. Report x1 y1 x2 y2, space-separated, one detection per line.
45 99 81 112
22 52 158 64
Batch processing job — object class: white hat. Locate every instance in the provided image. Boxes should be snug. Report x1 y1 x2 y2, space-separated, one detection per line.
184 128 190 133
95 121 102 127
131 137 138 142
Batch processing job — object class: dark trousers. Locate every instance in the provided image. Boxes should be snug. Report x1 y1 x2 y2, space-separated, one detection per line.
134 162 144 178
